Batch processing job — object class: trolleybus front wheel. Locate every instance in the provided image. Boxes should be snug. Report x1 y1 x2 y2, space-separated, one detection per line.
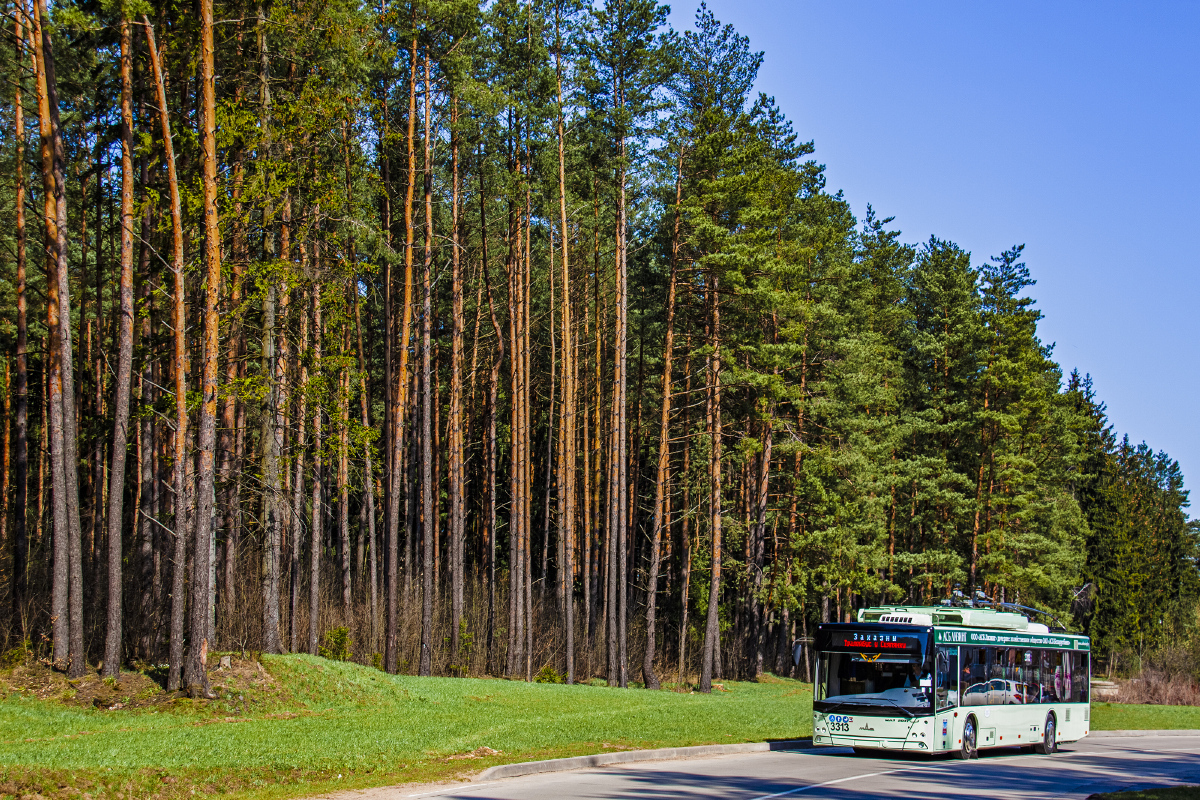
958 715 978 760
1033 713 1057 755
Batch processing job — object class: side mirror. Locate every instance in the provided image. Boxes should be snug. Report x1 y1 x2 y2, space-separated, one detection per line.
792 640 804 667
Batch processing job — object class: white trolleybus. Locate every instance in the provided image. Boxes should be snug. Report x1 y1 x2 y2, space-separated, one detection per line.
812 604 1090 758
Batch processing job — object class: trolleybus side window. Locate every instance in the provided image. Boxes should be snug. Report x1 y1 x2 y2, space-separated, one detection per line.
1032 649 1089 703
1019 649 1037 704
959 646 1088 706
934 646 958 709
1002 647 1026 705
1073 652 1090 702
1049 650 1072 703
1039 649 1056 703
963 647 989 707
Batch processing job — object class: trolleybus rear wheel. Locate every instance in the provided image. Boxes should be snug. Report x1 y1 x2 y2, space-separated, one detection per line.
958 716 978 760
1034 713 1057 754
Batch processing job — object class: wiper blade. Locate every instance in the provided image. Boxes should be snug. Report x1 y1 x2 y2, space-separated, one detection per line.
824 697 916 718
873 697 915 718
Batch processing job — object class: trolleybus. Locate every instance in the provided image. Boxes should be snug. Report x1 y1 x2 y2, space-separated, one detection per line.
811 604 1090 758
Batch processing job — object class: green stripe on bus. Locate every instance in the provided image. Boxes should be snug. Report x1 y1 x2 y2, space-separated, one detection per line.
933 629 1089 650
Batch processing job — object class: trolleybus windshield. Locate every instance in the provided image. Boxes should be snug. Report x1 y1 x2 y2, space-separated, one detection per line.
814 627 933 716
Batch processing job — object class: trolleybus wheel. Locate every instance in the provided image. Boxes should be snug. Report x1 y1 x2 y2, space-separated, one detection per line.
958 715 978 760
1033 713 1057 755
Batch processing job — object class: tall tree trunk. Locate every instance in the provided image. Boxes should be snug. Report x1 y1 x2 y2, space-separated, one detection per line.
338 122 355 629
481 166 502 677
700 276 722 693
11 6 30 640
102 16 136 678
386 28 419 675
84 155 101 595
750 417 771 678
397 23 420 642
605 408 616 687
36 337 46 557
354 289 377 648
94 156 110 614
609 134 629 688
514 231 527 676
417 52 434 678
289 286 311 654
339 320 352 629
269 128 294 654
260 267 284 654
629 334 646 612
144 17 188 692
255 3 285 656
1 364 8 570
506 167 524 679
542 220 556 610
221 105 247 642
447 97 466 671
593 196 606 677
677 351 693 683
553 32 575 681
1 363 8 588
147 317 163 665
581 249 593 663
136 217 155 661
34 0 84 678
643 155 682 690
432 348 441 597
261 287 286 657
379 95 396 671
309 285 324 656
186 0 220 694
404 368 417 609
522 183 534 683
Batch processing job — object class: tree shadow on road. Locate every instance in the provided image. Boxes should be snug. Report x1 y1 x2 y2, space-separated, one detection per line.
441 745 1200 799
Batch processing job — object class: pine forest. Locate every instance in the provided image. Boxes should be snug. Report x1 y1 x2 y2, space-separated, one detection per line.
0 0 1196 695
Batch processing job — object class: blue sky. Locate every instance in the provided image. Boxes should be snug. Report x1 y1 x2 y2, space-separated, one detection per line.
665 1 1200 499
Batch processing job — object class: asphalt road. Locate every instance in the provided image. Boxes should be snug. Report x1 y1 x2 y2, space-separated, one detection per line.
367 735 1200 800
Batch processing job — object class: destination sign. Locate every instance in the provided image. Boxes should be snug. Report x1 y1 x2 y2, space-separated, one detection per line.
934 629 1089 651
835 632 922 653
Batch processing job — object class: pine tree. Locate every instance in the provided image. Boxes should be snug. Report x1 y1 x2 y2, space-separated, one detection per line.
0 0 1191 689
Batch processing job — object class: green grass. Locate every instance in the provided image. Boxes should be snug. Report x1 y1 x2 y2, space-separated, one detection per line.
1091 702 1200 731
1091 788 1200 800
0 655 813 799
4 657 1200 800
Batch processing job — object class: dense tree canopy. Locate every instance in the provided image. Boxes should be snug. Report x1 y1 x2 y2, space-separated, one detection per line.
0 0 1194 689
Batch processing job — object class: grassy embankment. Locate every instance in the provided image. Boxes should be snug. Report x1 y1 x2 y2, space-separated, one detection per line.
1091 702 1200 731
0 654 811 799
2 654 1199 800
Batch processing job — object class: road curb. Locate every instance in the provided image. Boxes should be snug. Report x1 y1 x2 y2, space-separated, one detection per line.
475 739 814 781
473 730 1200 783
1089 729 1200 738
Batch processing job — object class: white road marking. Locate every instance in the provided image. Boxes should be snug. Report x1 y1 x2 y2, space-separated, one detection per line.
745 742 1200 800
400 737 1200 800
749 769 904 799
